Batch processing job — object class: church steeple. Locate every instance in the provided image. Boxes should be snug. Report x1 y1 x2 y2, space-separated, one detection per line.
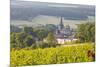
60 17 63 24
59 17 64 30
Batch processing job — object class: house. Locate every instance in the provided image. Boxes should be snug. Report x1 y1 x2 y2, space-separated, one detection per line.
56 38 78 44
55 17 78 44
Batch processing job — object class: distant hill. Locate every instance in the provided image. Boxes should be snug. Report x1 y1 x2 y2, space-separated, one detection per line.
11 1 95 21
11 15 94 28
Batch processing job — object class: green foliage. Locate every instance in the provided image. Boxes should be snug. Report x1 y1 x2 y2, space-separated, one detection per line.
33 29 48 40
10 32 35 49
35 41 48 48
31 41 58 49
45 24 57 32
45 33 57 46
10 24 57 49
10 25 22 32
11 43 95 66
10 33 17 48
76 23 95 42
24 35 35 47
24 27 33 34
10 32 58 49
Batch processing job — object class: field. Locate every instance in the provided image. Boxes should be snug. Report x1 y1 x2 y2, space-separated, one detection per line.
11 43 95 66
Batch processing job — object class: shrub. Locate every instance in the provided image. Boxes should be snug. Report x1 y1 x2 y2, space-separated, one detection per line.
11 43 95 66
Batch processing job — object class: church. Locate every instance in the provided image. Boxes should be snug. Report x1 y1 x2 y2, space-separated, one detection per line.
55 17 77 44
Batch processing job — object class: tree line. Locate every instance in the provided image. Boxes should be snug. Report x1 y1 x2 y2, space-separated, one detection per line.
76 22 95 42
10 24 58 49
10 22 95 49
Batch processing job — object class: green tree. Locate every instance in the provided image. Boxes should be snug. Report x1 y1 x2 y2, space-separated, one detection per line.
45 33 57 47
34 29 49 40
10 33 16 44
76 22 95 42
24 27 34 35
16 32 27 48
10 33 17 48
45 24 56 32
24 35 35 47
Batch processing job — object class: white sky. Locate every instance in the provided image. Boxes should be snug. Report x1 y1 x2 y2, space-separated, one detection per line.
22 0 95 5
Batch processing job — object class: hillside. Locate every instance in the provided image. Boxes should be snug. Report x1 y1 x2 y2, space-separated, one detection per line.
11 1 95 21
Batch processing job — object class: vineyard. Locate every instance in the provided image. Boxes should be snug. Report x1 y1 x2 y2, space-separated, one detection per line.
11 43 95 67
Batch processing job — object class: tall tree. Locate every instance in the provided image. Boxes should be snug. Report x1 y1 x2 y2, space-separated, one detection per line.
45 33 57 47
34 29 48 40
24 35 35 47
24 27 34 35
16 32 27 48
76 22 95 42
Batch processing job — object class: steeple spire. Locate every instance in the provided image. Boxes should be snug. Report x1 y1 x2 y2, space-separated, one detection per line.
59 17 64 30
61 17 62 24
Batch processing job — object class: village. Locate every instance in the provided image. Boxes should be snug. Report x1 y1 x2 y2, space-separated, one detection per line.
54 17 78 44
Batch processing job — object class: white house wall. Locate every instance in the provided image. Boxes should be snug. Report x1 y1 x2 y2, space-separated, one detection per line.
57 38 78 44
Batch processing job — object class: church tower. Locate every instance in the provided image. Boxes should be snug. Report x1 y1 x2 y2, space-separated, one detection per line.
58 17 64 30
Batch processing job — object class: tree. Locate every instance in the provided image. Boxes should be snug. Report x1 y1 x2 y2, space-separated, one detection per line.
24 35 35 47
24 27 34 35
10 33 17 48
34 29 48 40
10 25 22 32
11 32 36 48
16 32 27 48
10 33 16 44
76 22 95 42
45 24 56 32
45 33 57 47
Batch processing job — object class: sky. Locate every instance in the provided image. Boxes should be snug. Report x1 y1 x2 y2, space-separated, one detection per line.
21 0 95 5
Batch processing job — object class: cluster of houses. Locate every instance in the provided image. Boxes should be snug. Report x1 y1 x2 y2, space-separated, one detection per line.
11 17 78 45
55 17 78 44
